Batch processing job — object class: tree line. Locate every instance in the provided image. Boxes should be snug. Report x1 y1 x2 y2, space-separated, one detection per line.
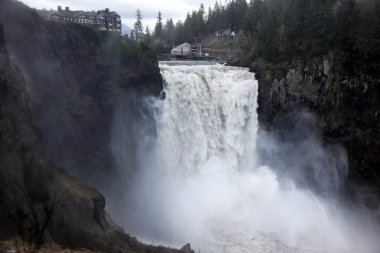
132 0 380 74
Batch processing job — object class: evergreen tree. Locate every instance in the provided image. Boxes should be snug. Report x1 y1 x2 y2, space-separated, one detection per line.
352 0 380 74
144 26 151 44
335 0 359 67
134 9 143 41
145 26 151 36
183 13 193 41
303 0 336 55
154 11 163 39
174 20 185 44
213 1 222 31
206 7 214 33
244 0 263 35
163 19 176 45
144 0 380 75
195 4 206 37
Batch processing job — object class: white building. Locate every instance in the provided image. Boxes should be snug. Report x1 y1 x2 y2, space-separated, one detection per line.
171 43 192 57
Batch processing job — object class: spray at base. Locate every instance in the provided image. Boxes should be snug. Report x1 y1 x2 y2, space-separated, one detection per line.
113 63 379 253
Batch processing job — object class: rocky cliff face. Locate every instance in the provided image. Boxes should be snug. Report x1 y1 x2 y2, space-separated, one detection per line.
255 55 380 208
0 21 128 252
0 1 191 252
0 0 162 197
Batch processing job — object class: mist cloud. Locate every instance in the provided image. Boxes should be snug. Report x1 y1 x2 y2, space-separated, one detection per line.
110 64 380 253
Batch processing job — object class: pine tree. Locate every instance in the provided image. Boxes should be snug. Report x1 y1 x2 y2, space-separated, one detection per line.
206 7 214 33
163 19 175 46
134 9 143 41
195 4 206 37
145 26 151 37
154 11 163 39
303 0 336 55
174 20 185 44
183 13 192 41
144 26 151 44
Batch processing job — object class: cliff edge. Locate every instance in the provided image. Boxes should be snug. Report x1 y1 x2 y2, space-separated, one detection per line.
0 1 189 252
254 55 380 208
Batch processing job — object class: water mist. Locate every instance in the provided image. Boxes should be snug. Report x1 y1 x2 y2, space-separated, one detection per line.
111 62 380 253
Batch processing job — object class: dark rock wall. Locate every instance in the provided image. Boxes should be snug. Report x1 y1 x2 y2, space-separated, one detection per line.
0 21 126 251
0 22 39 239
0 1 190 252
255 55 380 207
0 0 162 196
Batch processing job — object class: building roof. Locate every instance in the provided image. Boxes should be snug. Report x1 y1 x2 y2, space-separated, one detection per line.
50 8 120 19
171 43 192 55
97 10 120 18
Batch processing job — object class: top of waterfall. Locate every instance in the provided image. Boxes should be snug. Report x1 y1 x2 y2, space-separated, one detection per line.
159 61 220 66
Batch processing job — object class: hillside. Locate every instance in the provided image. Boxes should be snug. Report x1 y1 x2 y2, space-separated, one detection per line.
0 0 189 252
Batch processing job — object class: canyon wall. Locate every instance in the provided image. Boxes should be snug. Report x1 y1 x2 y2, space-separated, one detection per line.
0 1 189 252
254 55 380 208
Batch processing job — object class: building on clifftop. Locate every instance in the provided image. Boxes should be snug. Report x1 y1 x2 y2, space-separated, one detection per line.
48 6 121 34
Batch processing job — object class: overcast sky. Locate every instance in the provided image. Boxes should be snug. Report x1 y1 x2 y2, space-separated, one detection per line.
20 0 219 33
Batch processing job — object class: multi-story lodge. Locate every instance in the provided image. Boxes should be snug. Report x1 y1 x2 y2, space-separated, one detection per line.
48 6 121 34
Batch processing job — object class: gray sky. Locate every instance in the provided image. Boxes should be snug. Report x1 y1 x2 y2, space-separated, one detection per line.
20 0 219 33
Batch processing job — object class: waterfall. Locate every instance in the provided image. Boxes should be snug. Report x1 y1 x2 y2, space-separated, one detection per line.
113 62 379 253
157 63 258 174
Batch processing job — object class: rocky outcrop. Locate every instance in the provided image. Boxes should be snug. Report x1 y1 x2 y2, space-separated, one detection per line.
0 1 192 252
0 17 188 253
255 55 380 208
0 0 162 197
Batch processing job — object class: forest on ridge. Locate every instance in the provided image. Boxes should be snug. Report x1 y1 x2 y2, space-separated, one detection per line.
136 0 380 75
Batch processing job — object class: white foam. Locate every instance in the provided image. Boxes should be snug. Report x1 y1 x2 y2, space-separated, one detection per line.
115 64 379 253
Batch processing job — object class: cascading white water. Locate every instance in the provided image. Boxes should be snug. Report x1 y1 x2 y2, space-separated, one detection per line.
158 63 258 174
116 62 379 253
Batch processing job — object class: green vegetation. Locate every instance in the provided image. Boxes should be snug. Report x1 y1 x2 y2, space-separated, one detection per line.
69 23 101 45
71 24 152 64
119 38 153 63
149 0 380 75
133 9 144 41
